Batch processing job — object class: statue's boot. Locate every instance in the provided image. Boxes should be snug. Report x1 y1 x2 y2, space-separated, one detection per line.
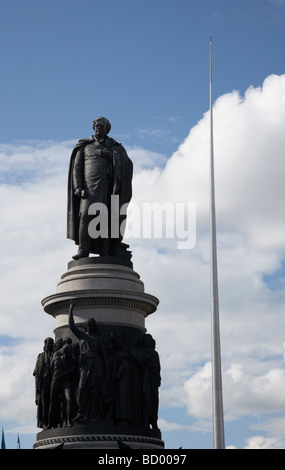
72 249 89 260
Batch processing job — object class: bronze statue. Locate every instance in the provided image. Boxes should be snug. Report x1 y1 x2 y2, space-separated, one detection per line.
48 343 75 428
141 334 161 430
33 337 54 428
68 301 109 422
34 319 162 430
67 117 133 260
112 332 132 425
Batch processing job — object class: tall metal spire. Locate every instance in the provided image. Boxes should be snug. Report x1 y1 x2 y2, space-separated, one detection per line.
209 36 225 449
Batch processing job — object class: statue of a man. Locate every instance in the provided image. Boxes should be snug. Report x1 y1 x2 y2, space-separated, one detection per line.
33 337 54 428
141 334 161 430
67 117 133 260
68 301 109 422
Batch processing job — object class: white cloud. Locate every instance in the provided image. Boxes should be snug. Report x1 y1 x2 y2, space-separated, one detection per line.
184 362 285 423
126 145 167 172
158 418 190 432
245 435 285 449
1 74 285 447
0 341 39 433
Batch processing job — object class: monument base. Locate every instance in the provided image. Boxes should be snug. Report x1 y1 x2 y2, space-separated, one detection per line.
34 423 164 449
33 257 163 449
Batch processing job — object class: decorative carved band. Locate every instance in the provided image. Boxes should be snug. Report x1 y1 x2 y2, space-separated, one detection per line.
45 297 154 316
34 434 164 448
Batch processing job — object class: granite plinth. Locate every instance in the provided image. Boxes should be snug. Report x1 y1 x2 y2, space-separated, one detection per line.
42 256 159 337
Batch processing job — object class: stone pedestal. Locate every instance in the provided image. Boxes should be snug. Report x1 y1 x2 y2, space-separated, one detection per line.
33 257 164 449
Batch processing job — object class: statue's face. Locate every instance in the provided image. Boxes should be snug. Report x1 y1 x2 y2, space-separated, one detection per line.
94 120 107 139
85 318 97 335
45 337 54 351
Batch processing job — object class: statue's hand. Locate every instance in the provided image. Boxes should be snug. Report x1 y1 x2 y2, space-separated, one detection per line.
74 188 88 199
69 300 74 314
74 187 83 197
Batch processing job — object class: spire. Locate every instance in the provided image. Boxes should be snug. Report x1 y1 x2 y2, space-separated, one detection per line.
209 36 225 449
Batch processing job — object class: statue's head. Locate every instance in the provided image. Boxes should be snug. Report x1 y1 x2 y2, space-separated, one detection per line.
54 338 63 352
142 333 155 348
62 336 72 345
85 317 97 335
62 343 73 357
93 117 111 138
44 337 54 351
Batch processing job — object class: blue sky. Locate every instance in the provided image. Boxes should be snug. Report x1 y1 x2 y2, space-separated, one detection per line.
1 0 285 450
2 0 285 155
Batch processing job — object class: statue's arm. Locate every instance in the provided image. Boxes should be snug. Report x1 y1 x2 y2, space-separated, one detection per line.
68 301 82 339
72 148 84 195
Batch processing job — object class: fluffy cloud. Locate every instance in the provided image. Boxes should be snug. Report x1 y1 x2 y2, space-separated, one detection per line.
184 363 285 420
1 74 285 448
245 434 285 449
